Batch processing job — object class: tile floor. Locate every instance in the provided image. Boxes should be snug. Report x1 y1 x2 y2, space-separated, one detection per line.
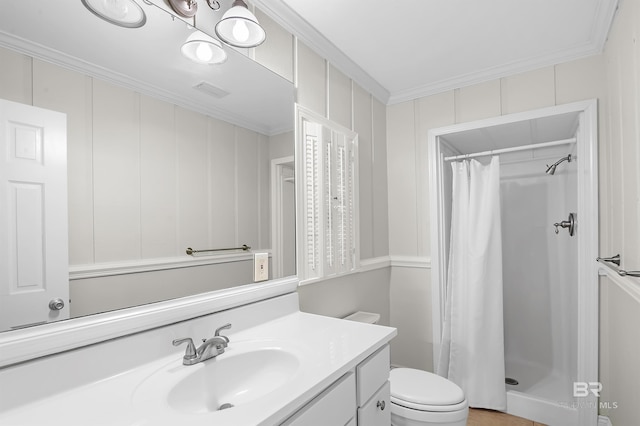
467 408 547 426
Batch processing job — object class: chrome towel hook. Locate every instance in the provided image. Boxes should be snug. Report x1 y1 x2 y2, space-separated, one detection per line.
553 213 576 236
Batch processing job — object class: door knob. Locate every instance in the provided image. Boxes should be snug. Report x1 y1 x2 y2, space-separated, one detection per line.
49 298 65 311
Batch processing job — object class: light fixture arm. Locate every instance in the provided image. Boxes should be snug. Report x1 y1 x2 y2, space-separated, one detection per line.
206 0 221 11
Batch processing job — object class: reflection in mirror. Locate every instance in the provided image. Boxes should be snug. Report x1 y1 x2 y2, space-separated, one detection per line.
0 0 295 333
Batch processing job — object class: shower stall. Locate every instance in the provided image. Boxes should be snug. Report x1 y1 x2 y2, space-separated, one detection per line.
428 101 599 426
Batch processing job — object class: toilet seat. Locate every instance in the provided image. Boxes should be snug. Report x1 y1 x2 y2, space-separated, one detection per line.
391 396 468 412
390 368 467 412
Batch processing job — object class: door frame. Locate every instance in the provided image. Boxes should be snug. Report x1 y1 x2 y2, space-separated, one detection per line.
271 155 295 278
427 100 599 426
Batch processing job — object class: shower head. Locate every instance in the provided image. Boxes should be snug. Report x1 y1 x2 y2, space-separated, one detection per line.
545 154 572 175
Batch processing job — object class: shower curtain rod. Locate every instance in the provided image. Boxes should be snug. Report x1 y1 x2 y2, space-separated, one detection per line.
443 137 576 162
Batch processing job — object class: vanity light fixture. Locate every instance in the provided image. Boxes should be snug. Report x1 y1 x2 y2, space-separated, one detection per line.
181 30 228 64
167 0 198 18
81 0 147 28
168 0 221 17
215 0 266 48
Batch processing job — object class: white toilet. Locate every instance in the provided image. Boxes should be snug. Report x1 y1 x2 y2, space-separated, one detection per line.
344 312 469 426
389 367 468 426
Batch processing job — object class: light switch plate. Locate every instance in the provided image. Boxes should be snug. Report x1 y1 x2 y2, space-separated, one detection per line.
253 253 269 282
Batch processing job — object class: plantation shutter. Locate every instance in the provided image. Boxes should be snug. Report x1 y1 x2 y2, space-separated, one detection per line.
302 120 322 280
298 110 358 282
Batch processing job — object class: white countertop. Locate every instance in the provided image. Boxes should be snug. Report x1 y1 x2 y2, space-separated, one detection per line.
0 311 396 426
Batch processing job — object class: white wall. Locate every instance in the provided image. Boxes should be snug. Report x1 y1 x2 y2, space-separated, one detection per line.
386 56 605 370
387 2 640 422
597 0 640 423
293 38 391 324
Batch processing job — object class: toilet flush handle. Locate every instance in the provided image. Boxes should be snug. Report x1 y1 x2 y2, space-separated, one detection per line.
376 400 386 410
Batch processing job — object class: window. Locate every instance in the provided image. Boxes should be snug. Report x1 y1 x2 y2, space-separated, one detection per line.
296 106 359 282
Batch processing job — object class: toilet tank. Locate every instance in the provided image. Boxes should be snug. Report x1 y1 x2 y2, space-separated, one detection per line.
343 311 380 324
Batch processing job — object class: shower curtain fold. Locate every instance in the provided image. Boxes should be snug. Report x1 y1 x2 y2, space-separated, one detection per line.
437 156 506 410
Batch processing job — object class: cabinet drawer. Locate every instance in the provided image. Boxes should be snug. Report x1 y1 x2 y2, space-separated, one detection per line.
356 345 390 406
357 381 390 426
281 371 355 426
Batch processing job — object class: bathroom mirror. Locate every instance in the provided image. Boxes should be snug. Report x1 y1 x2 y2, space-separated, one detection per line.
0 0 295 333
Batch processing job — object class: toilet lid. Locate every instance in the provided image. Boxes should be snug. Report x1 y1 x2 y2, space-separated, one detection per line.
390 368 465 406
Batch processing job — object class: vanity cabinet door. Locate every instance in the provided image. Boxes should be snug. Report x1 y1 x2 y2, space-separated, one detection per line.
357 381 390 426
356 344 390 406
281 371 356 426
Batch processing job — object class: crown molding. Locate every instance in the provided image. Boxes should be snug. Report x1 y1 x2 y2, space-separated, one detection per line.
253 0 618 106
251 0 390 104
387 0 618 104
388 41 608 105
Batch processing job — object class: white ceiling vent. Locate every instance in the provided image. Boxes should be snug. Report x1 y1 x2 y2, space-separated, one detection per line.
194 81 230 98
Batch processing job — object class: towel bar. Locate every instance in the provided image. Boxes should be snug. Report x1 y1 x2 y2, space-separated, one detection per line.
186 245 251 255
596 254 640 277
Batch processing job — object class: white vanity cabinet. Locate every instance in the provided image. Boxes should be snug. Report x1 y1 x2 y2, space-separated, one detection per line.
281 344 391 426
281 372 356 425
356 345 391 425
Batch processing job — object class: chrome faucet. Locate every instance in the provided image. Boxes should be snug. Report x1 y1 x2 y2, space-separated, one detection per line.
173 323 232 366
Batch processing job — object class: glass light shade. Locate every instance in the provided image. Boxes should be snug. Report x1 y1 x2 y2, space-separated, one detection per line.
215 1 266 48
81 0 146 28
181 32 227 65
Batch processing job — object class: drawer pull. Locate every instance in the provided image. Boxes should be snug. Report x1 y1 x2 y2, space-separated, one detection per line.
376 400 385 411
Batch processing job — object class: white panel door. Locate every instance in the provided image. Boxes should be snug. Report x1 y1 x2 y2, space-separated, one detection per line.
0 98 69 330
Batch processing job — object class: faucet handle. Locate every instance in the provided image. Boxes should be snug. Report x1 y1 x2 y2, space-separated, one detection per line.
173 337 197 361
215 323 232 343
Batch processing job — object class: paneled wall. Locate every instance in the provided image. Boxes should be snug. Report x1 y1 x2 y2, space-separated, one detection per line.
293 39 391 325
252 11 392 321
0 46 274 317
388 3 640 421
598 0 640 423
386 56 605 370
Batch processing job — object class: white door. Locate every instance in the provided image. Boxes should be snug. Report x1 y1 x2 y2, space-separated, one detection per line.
0 99 69 331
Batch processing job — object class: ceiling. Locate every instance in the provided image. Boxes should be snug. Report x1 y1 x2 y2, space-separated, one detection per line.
266 0 619 104
0 0 620 118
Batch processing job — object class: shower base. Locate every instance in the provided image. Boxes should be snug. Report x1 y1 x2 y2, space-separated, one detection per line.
506 390 577 426
505 360 577 425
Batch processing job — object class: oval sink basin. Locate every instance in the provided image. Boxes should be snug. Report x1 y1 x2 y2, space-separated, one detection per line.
135 344 301 415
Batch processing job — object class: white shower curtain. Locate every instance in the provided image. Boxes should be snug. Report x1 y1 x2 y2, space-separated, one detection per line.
437 156 506 410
